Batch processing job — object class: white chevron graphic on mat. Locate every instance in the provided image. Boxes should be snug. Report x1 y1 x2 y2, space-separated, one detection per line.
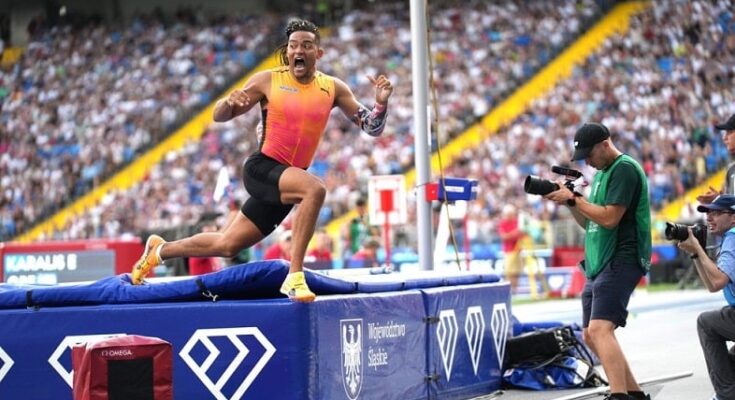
491 303 509 369
180 327 276 400
464 306 485 375
437 309 458 381
0 346 14 383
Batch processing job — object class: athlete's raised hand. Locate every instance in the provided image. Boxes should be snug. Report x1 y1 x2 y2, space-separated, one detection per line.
368 75 393 105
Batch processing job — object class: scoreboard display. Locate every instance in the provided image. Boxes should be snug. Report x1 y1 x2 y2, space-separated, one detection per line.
0 239 144 284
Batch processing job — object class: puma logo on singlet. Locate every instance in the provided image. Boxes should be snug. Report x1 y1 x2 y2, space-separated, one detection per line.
320 87 330 96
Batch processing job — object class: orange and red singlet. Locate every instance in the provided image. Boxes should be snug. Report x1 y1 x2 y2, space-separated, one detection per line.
260 67 336 168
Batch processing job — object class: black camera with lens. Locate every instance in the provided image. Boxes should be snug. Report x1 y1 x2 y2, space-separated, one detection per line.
524 165 583 196
664 222 707 249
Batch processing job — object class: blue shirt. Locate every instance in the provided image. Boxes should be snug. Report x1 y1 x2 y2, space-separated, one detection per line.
718 227 735 306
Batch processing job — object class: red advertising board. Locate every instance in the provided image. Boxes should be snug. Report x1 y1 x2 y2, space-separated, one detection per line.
0 239 144 284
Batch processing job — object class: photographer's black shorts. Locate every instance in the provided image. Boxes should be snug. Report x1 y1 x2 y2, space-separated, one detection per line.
582 260 644 328
240 152 293 236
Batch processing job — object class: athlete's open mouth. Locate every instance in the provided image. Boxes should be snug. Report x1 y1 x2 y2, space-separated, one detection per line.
294 57 305 69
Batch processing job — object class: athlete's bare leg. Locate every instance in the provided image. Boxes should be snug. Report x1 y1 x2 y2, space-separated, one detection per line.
278 167 327 274
159 212 264 260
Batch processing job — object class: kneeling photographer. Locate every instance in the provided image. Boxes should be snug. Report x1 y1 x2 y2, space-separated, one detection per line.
677 194 735 400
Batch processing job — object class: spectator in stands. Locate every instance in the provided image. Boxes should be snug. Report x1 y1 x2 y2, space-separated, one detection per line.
497 204 526 294
263 230 293 261
698 114 735 203
129 19 393 303
342 197 372 260
188 223 223 275
543 122 652 400
307 229 333 262
348 236 381 269
677 194 735 400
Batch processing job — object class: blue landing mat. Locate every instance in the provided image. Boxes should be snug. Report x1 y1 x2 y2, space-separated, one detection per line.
0 260 500 309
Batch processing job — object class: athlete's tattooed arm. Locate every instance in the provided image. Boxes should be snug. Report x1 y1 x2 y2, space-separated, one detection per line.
351 103 387 137
335 75 392 137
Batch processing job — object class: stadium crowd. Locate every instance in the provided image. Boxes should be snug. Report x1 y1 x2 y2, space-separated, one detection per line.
17 0 604 241
2 0 734 254
455 0 735 246
0 9 281 239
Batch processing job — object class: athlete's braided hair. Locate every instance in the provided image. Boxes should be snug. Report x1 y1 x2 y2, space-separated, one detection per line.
278 19 320 65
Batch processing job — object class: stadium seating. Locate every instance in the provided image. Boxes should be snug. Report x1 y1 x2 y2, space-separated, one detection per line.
4 1 734 257
0 10 281 240
16 0 606 243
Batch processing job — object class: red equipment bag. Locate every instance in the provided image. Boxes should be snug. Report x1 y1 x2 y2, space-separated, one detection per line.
72 335 172 400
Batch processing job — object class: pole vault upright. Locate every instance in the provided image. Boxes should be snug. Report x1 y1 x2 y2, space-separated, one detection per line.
410 0 433 271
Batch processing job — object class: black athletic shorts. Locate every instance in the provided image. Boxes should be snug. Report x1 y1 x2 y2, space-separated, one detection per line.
241 151 294 236
581 259 644 328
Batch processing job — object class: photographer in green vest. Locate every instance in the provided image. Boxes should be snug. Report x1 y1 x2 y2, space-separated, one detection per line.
544 122 652 400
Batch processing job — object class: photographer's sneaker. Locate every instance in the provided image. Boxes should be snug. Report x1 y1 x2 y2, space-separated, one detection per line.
628 391 651 400
131 235 165 285
280 271 316 303
602 394 632 400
